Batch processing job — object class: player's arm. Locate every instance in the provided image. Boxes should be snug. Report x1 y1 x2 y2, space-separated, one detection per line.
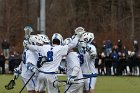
14 63 22 79
23 40 43 52
25 51 39 72
68 28 86 50
26 62 39 73
26 60 40 74
67 36 79 50
27 45 42 52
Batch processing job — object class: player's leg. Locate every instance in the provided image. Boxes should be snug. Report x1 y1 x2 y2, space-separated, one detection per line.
28 90 35 93
77 83 84 93
47 74 59 93
22 77 36 93
84 77 97 93
65 83 84 93
35 73 46 93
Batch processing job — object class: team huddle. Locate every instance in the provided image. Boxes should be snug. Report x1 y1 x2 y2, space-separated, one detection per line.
14 26 97 93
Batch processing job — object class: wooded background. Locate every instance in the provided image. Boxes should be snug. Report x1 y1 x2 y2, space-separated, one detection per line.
0 0 139 52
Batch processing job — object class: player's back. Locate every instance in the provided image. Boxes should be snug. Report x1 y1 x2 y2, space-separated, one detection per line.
66 52 80 71
66 52 83 83
39 45 69 72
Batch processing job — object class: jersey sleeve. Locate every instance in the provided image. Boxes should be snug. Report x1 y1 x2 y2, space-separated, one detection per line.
27 45 42 52
68 37 79 50
61 45 69 56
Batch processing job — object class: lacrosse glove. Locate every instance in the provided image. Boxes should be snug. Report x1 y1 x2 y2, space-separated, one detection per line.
67 76 78 84
14 68 21 80
72 27 86 39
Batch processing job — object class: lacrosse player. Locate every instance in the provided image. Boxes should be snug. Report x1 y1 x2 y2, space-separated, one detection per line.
78 32 97 93
36 34 50 68
24 27 85 93
14 25 33 79
63 38 84 93
21 35 43 93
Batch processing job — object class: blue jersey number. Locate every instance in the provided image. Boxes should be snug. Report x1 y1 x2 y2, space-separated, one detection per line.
46 51 53 62
78 54 84 65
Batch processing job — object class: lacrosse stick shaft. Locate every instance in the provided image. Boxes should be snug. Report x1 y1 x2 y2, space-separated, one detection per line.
74 75 97 81
64 84 72 93
57 77 87 83
63 76 97 93
58 75 97 83
74 77 88 81
13 75 17 81
19 73 35 93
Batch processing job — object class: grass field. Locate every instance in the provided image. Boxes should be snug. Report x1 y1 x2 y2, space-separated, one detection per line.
0 75 140 93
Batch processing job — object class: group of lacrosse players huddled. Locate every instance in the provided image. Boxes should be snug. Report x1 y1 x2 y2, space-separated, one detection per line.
14 26 97 93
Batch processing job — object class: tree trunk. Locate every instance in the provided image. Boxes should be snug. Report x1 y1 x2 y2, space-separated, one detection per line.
130 0 135 40
111 0 117 41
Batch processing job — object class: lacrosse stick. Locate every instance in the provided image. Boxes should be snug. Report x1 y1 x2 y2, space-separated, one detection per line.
24 25 33 40
23 25 33 48
63 77 87 93
53 75 97 93
53 75 97 88
19 65 39 93
18 73 35 93
5 75 17 90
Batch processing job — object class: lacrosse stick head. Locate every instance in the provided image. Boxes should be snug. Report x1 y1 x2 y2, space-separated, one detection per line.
24 25 33 40
5 79 15 90
53 80 66 88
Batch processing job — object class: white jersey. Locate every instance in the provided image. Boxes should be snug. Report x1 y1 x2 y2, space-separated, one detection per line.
21 49 39 79
79 44 97 75
66 52 84 83
28 45 68 72
27 37 79 72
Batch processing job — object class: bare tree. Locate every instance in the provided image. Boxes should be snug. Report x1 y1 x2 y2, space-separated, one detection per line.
111 0 117 41
130 0 135 40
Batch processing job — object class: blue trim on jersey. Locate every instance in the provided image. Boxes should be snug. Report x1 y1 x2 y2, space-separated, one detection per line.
88 78 92 90
26 63 31 70
83 73 97 78
39 71 56 74
32 79 35 87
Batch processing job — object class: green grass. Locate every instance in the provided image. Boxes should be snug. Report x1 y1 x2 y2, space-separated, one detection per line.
0 75 140 93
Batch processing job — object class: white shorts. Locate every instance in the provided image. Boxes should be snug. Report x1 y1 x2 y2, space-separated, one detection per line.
22 77 36 91
84 77 97 91
65 83 84 93
35 72 58 93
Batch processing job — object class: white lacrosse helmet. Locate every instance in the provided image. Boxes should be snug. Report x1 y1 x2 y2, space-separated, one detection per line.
29 35 43 45
63 38 72 45
37 34 50 44
52 33 63 45
80 32 94 43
